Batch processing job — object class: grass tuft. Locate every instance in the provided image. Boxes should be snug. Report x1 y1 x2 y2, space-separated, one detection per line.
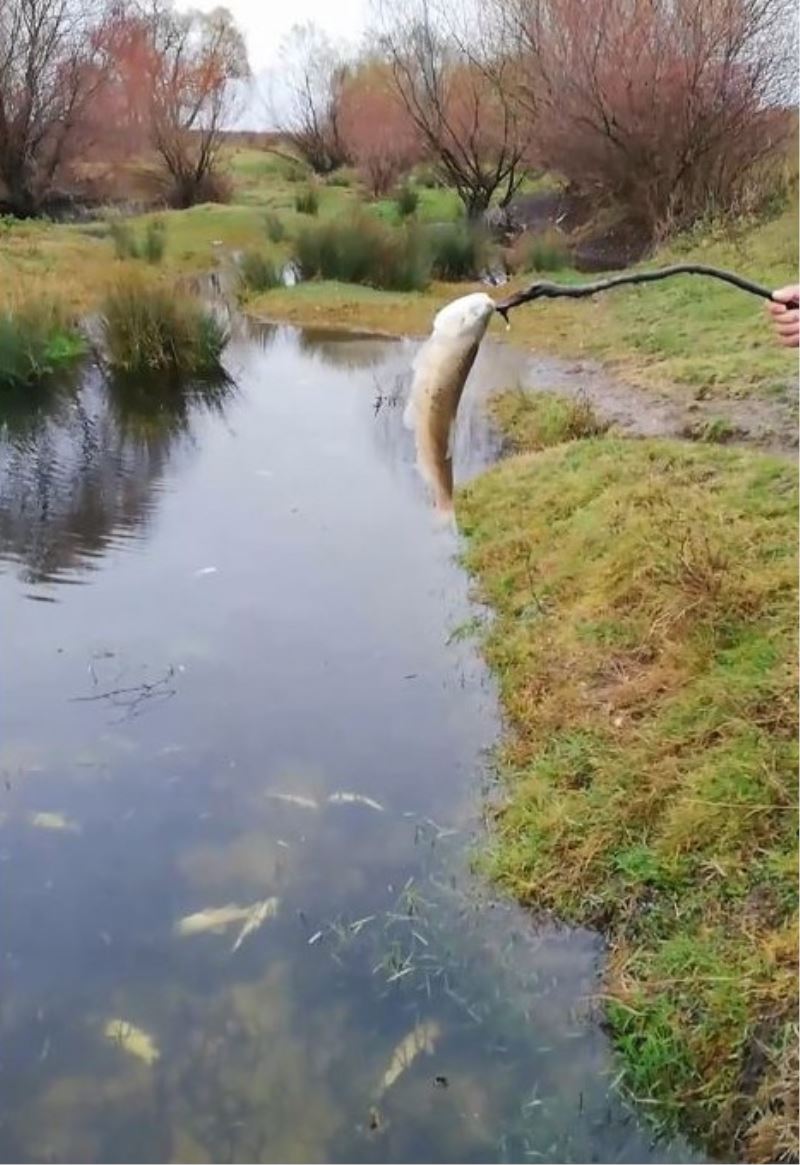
100 277 228 375
294 187 320 216
293 214 430 292
426 222 486 281
0 300 86 389
238 250 282 294
490 389 609 451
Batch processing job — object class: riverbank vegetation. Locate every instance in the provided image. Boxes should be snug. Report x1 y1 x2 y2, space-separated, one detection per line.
0 301 86 390
101 280 228 375
459 431 798 1162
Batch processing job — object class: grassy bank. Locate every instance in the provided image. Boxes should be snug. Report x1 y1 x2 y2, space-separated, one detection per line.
458 429 798 1161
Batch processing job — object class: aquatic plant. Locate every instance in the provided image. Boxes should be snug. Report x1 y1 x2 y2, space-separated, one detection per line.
293 214 429 292
100 278 229 375
0 300 86 390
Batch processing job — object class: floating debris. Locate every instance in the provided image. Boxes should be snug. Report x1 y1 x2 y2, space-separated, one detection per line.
266 791 319 810
193 566 218 577
308 930 323 946
327 792 384 812
28 811 80 833
104 1018 160 1065
377 1021 441 1096
231 897 280 953
175 898 276 939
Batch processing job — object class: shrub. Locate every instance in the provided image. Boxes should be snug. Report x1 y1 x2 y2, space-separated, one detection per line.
142 219 166 264
395 184 419 218
324 168 356 187
517 230 571 273
294 187 320 215
109 219 139 260
293 214 430 291
239 251 282 293
426 222 486 281
264 213 286 243
0 300 86 390
101 278 229 375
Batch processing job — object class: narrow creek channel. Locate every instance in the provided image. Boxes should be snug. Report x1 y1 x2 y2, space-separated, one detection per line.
0 318 706 1163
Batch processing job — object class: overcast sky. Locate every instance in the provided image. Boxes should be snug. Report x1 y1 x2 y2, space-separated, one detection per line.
179 0 371 127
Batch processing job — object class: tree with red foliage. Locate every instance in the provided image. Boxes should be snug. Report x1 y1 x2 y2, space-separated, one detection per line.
339 61 420 195
503 0 797 236
0 0 111 216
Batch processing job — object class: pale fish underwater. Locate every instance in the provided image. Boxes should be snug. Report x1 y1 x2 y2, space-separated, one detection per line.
403 293 495 515
175 897 280 952
103 1019 160 1066
377 1020 442 1097
327 791 384 811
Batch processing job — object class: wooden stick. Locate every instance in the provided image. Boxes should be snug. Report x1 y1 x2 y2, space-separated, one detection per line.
493 263 799 321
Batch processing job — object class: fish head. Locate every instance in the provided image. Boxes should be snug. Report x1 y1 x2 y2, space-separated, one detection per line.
431 293 496 343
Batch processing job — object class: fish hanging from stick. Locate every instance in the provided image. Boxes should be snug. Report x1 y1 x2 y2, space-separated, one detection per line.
402 265 796 515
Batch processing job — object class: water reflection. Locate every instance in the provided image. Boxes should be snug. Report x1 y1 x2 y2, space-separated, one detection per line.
0 365 233 585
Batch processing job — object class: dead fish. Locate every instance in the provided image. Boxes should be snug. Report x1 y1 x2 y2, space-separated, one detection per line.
28 811 80 833
231 896 279 953
266 791 319 810
377 1020 441 1097
403 293 495 514
327 791 384 812
104 1018 159 1065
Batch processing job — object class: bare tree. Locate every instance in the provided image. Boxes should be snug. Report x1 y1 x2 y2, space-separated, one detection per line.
0 0 109 216
275 23 350 174
144 3 248 207
378 0 531 219
501 0 797 236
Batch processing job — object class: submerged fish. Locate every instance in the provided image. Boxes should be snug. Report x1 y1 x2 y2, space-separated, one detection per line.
327 791 384 812
266 791 319 810
377 1020 441 1097
104 1018 160 1065
231 896 280 952
175 897 278 939
404 293 495 514
28 811 80 833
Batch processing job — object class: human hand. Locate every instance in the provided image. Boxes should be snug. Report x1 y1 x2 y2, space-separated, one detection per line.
766 285 800 349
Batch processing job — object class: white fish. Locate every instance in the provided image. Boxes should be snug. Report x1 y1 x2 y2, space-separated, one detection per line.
28 811 80 833
404 293 495 513
104 1018 160 1065
377 1020 441 1096
231 896 280 952
266 791 319 810
327 791 384 812
193 566 217 577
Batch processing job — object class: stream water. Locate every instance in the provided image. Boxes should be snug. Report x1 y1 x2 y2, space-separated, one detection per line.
0 319 704 1163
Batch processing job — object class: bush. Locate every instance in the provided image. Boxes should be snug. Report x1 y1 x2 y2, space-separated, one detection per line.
414 163 441 189
324 168 356 187
264 213 285 243
0 300 86 390
101 278 229 375
142 219 166 264
239 251 282 293
294 187 320 215
293 214 430 291
395 184 419 218
109 219 139 260
426 222 486 281
517 230 571 273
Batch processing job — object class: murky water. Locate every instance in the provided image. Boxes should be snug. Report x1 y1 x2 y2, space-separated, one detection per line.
0 321 704 1164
